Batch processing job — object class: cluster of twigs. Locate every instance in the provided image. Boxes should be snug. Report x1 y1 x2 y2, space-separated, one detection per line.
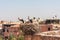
20 23 38 35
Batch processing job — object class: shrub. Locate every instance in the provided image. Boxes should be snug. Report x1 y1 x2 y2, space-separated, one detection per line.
18 35 24 40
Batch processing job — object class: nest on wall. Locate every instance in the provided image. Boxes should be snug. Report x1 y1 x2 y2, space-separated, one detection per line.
20 23 39 35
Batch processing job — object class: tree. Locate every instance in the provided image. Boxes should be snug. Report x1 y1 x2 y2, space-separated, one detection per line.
18 35 24 40
9 33 16 40
0 35 3 40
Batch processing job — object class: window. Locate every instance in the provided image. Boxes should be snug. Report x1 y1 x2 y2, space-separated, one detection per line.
48 27 50 31
2 29 5 32
7 29 9 32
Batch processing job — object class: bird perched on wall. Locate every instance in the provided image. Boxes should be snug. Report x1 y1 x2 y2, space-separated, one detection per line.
18 17 24 23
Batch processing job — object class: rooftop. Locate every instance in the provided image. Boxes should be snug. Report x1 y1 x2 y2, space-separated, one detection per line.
35 30 60 37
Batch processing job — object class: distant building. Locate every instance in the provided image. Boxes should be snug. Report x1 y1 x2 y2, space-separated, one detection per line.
2 23 21 40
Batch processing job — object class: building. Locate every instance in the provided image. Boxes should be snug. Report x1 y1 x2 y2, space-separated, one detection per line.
1 21 21 40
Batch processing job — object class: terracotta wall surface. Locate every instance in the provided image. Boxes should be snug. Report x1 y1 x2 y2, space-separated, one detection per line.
24 35 60 40
24 35 32 40
32 35 42 40
2 24 21 39
8 27 20 36
39 24 53 32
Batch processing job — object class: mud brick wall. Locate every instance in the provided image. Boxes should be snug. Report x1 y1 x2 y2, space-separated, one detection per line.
32 35 42 40
24 35 32 40
39 24 53 32
24 35 42 40
24 35 60 40
41 36 60 40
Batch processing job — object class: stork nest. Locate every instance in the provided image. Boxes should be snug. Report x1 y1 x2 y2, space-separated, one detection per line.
20 23 39 35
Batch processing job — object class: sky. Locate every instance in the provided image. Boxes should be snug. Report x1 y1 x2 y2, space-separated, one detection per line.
0 0 60 21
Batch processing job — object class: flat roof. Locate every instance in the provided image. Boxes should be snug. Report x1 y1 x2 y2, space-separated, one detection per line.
35 30 60 37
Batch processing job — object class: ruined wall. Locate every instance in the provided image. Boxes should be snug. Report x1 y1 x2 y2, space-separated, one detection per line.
39 24 53 32
24 35 32 40
24 35 60 40
24 35 42 40
32 35 42 40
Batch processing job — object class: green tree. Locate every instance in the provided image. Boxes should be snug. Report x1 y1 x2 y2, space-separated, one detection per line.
0 35 3 40
18 35 24 40
9 33 16 40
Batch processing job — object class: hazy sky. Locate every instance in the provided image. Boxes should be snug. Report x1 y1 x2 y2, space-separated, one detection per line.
0 0 60 21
